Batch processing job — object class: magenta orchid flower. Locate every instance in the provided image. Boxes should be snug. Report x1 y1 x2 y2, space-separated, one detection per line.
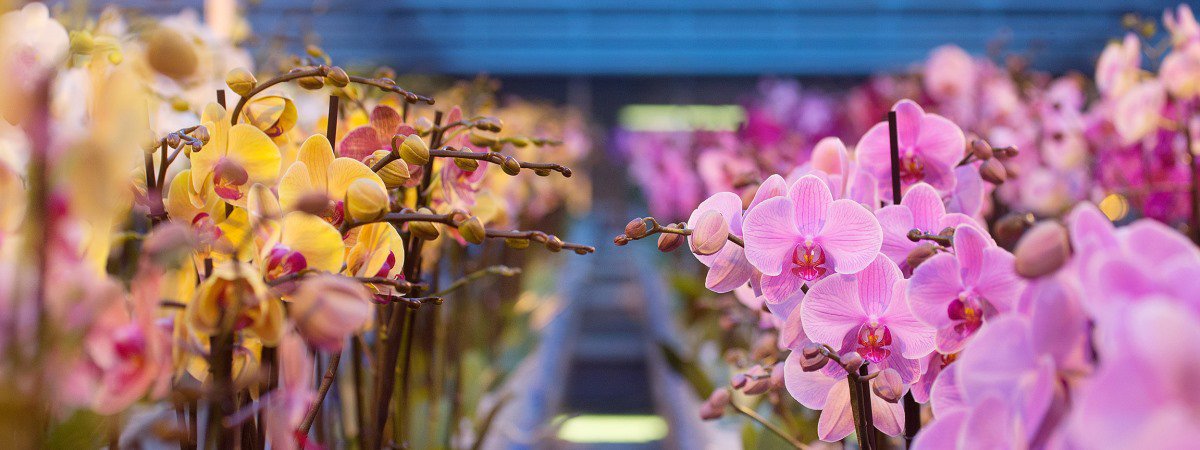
742 175 882 304
907 225 1024 354
874 182 979 271
856 99 965 196
788 137 879 209
801 255 934 382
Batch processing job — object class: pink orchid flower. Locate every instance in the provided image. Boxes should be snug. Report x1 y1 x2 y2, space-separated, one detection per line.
265 330 316 450
742 174 882 304
801 255 934 383
439 107 488 210
907 225 1024 354
874 182 979 272
1164 4 1200 49
1095 33 1142 99
1070 300 1200 449
914 278 1090 450
856 99 965 196
1067 203 1200 329
338 105 422 185
787 137 879 209
685 190 758 293
923 45 978 104
783 358 905 441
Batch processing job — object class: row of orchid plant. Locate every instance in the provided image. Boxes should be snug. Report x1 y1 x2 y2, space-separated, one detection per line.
0 3 592 449
613 4 1200 449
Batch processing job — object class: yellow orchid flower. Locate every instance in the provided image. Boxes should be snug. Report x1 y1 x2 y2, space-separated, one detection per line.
190 103 281 207
186 260 284 346
345 222 405 279
277 134 386 227
183 335 264 389
257 211 346 283
166 169 253 261
241 93 297 139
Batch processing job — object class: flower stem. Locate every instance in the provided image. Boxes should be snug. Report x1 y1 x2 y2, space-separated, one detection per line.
298 351 342 436
730 397 809 450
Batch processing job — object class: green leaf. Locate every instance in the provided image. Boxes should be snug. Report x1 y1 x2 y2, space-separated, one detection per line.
44 410 106 450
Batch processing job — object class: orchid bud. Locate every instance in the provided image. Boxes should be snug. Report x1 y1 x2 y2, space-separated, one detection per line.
298 74 325 90
689 210 729 256
294 192 333 218
699 389 730 420
1014 221 1071 278
469 132 498 147
509 137 531 147
840 352 864 372
739 365 772 395
142 222 194 267
613 236 630 246
657 233 684 252
506 238 530 249
289 274 372 351
145 27 199 80
170 96 190 112
751 333 778 362
225 68 257 97
993 213 1035 249
624 218 649 239
906 244 938 270
970 139 994 160
164 133 182 149
398 134 430 166
409 208 441 241
476 117 503 132
800 345 829 372
305 45 325 58
325 66 350 88
534 168 552 177
979 159 1008 184
770 363 785 390
500 156 521 176
413 117 433 134
454 157 479 172
368 150 411 188
995 145 1020 159
730 373 748 389
871 368 906 403
192 126 210 145
458 216 486 245
546 235 564 252
345 179 389 223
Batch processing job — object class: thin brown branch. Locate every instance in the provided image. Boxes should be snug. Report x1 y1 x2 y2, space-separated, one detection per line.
729 395 809 450
430 147 573 177
297 351 341 436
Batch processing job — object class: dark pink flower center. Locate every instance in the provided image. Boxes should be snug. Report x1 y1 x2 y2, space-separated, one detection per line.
856 323 893 364
947 296 985 337
373 251 397 278
192 212 224 247
265 244 308 281
900 154 925 184
790 244 828 281
212 158 249 201
323 200 345 228
113 325 147 360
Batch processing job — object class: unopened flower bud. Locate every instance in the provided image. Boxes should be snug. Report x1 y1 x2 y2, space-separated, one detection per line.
145 27 198 80
225 68 257 97
289 274 372 351
994 145 1019 159
993 212 1035 249
305 45 325 58
475 117 503 132
840 352 864 372
368 150 411 188
506 237 530 249
699 389 730 420
398 134 430 166
871 368 906 403
970 139 994 160
545 235 564 252
454 157 479 172
458 216 486 245
345 179 389 223
170 96 190 112
624 218 649 239
534 168 552 177
508 137 530 147
690 210 729 256
413 117 433 134
325 66 350 87
294 192 333 218
657 233 684 252
800 346 829 372
406 208 439 240
751 333 778 362
298 75 325 90
142 222 194 267
501 156 522 176
739 365 772 395
906 244 938 270
192 126 210 144
469 132 498 147
165 133 182 149
979 159 1008 184
1014 221 1070 278
770 362 785 390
